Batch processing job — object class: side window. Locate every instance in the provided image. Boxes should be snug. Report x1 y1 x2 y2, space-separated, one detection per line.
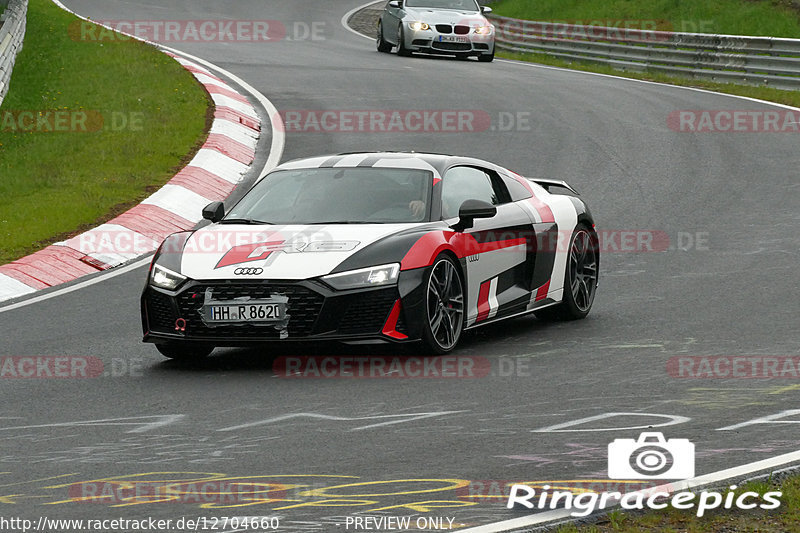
441 166 510 219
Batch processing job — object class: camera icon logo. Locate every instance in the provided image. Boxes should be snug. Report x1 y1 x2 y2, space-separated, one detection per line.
608 432 695 480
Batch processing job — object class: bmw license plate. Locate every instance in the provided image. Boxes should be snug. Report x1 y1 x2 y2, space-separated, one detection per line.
438 35 468 43
209 303 282 323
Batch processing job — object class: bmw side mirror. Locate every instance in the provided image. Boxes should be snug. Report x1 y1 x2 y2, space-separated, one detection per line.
388 0 401 7
452 199 496 231
202 201 225 223
481 5 492 13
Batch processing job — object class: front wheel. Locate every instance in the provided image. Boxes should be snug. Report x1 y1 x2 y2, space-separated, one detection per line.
421 255 465 354
155 343 214 360
477 49 495 62
377 21 392 53
535 225 598 321
396 27 412 56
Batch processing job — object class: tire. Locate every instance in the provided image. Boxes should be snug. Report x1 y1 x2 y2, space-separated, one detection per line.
155 343 213 360
421 255 465 354
396 27 412 56
478 49 495 62
535 224 598 321
377 21 392 53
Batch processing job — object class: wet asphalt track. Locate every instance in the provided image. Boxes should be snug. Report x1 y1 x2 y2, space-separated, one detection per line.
0 1 798 531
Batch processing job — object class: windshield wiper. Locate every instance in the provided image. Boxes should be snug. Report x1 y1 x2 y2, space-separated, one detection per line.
308 221 370 225
218 218 273 225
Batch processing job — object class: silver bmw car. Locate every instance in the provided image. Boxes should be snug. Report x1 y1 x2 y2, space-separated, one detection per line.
377 0 495 62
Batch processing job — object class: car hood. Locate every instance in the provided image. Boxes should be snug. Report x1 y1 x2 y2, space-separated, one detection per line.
179 223 421 281
403 7 487 27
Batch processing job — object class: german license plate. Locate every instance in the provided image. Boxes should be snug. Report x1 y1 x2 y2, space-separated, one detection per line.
439 35 468 43
208 302 283 323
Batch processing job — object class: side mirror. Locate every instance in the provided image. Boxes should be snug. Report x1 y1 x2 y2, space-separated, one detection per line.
202 201 225 223
452 199 496 231
481 5 492 13
388 0 401 7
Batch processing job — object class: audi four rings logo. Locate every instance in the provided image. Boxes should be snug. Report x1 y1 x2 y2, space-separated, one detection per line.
234 267 264 275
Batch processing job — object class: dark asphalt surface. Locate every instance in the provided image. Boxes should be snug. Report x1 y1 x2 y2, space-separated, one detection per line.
0 1 798 531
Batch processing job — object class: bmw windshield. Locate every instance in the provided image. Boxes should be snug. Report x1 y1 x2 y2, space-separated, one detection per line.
404 0 480 11
225 167 433 224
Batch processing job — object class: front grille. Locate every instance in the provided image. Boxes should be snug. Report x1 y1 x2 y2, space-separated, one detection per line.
432 41 471 51
454 25 470 35
474 43 489 50
176 282 324 338
435 24 452 34
147 291 176 332
337 288 398 334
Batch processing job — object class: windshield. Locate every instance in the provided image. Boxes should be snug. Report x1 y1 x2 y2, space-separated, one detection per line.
226 167 433 224
404 0 480 11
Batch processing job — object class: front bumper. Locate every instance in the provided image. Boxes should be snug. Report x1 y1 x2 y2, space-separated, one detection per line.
141 271 427 346
405 24 494 55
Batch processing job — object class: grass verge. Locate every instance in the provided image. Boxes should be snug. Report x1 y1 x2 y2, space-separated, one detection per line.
490 0 800 37
0 0 211 264
555 474 800 532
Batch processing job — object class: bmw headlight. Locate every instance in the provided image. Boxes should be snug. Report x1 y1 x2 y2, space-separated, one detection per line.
323 263 400 290
408 21 430 31
475 25 493 34
150 264 187 290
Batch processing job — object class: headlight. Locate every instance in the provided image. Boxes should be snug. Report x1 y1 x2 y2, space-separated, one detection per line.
408 21 430 31
475 25 493 34
323 263 400 290
150 264 187 290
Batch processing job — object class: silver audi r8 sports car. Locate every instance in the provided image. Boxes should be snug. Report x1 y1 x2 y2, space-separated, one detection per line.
141 152 598 359
377 0 495 62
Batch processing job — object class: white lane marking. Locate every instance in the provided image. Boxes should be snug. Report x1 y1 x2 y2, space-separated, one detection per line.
532 412 691 432
457 448 800 532
218 411 466 432
494 58 800 113
157 44 286 179
0 257 152 315
341 0 380 41
340 0 800 114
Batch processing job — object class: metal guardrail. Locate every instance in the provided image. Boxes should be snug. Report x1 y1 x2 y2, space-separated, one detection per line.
0 0 28 106
487 13 800 90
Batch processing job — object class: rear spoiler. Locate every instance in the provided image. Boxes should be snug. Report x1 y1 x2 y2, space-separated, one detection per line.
527 177 579 195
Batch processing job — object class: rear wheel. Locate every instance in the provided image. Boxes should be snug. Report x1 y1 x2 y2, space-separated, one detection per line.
535 225 598 321
377 21 392 53
396 27 412 56
155 343 213 360
421 255 465 354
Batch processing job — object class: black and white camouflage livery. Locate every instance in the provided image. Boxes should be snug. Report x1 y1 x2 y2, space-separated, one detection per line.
141 152 598 358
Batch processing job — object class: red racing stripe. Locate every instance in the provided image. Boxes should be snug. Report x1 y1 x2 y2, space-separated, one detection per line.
206 84 251 104
205 133 256 165
476 280 492 322
535 280 551 301
400 232 526 270
381 299 408 340
109 204 195 242
215 106 260 131
168 166 236 201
